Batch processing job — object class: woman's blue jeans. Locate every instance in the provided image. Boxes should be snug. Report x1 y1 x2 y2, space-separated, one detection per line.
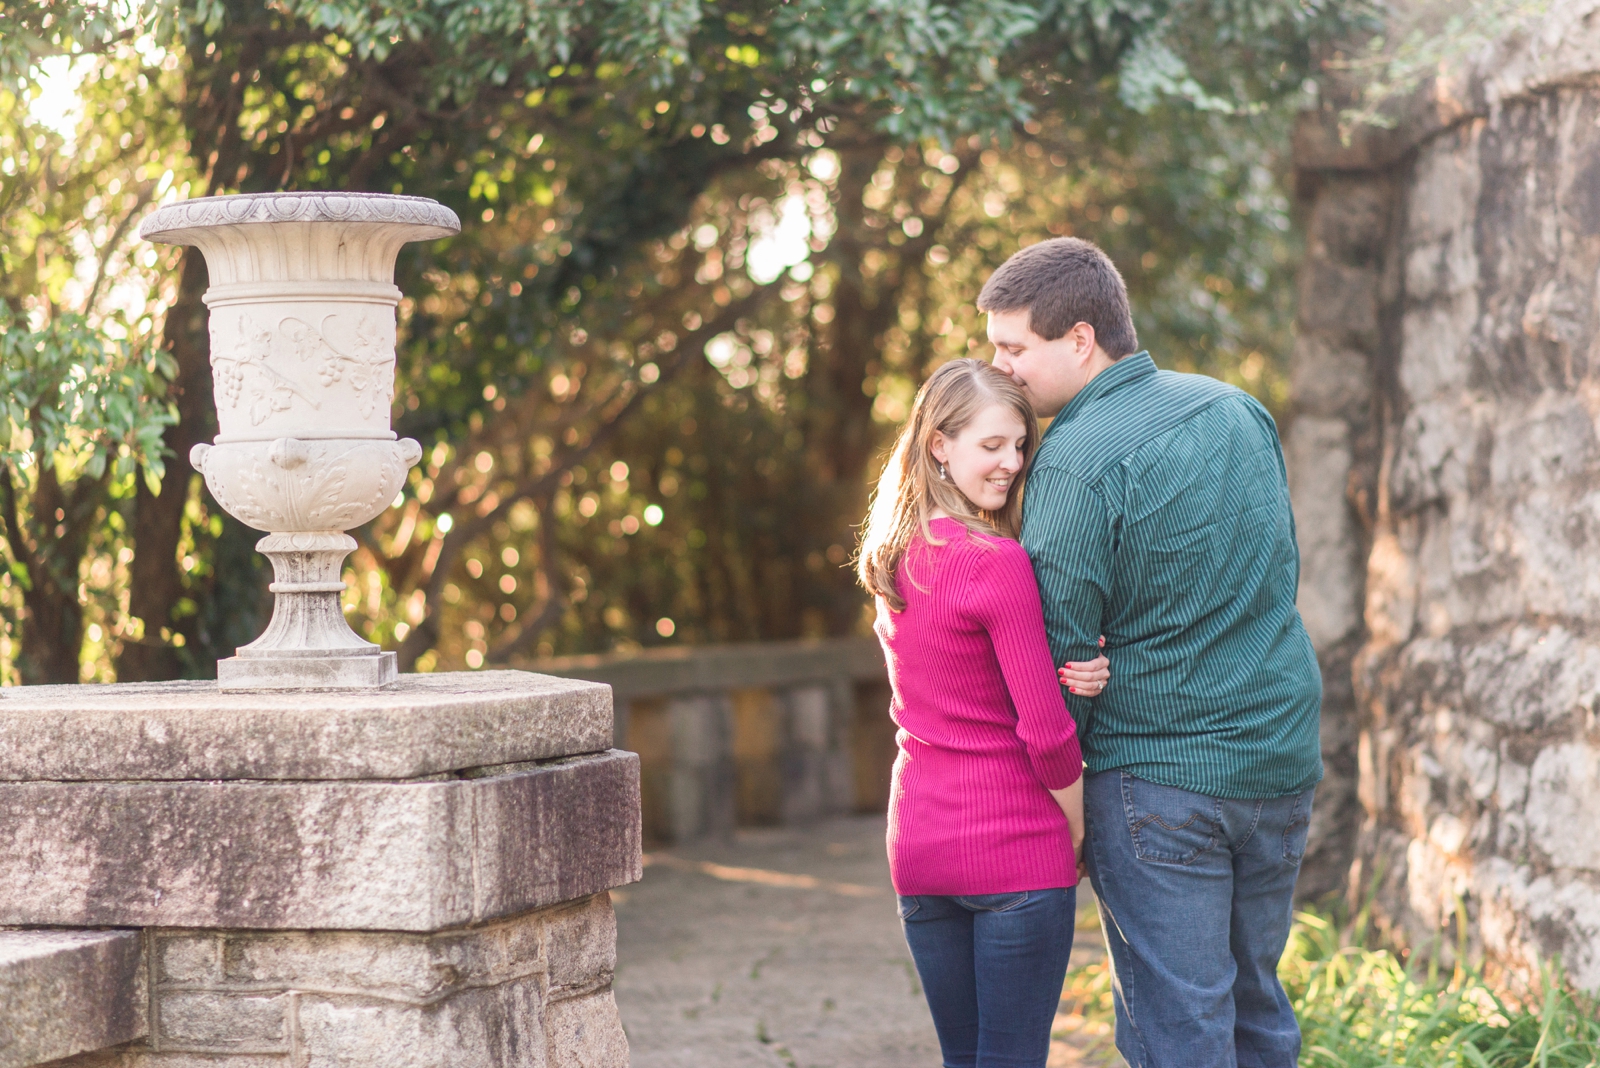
897 887 1076 1068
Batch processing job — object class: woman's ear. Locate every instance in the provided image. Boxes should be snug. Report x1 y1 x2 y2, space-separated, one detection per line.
929 431 949 465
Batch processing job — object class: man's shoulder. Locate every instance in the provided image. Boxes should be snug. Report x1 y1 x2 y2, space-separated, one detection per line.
1034 370 1256 481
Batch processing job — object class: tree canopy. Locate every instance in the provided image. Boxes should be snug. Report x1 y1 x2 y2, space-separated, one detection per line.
0 0 1363 681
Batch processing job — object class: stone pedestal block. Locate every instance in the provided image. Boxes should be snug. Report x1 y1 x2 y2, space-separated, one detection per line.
0 671 611 782
52 895 625 1068
0 932 145 1068
0 671 640 1067
0 749 640 931
216 648 399 690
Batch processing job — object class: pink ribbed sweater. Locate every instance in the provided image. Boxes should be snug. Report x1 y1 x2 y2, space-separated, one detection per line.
875 517 1084 895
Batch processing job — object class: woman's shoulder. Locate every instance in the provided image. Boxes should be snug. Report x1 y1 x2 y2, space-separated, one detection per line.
900 519 997 588
929 519 1031 574
980 536 1035 578
929 517 1016 550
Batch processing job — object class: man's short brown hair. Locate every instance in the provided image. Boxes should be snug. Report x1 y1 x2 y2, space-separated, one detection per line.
977 237 1138 359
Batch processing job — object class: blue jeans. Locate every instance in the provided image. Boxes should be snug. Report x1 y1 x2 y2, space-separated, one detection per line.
1084 770 1314 1068
897 888 1076 1068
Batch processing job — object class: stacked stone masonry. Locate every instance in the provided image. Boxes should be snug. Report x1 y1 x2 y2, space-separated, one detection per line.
0 672 641 1067
1289 0 1600 990
1283 165 1398 899
50 896 625 1068
0 751 638 931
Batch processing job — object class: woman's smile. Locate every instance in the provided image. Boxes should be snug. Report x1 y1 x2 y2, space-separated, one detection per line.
933 402 1028 514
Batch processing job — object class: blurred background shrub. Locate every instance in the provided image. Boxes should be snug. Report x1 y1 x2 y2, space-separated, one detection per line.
0 0 1359 680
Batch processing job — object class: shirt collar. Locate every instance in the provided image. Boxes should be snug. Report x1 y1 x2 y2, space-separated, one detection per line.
1048 350 1156 432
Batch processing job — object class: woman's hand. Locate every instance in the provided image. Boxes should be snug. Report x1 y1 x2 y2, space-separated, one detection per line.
1058 636 1110 696
1048 778 1087 881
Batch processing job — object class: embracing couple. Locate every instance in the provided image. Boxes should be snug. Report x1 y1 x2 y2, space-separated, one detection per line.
858 238 1323 1068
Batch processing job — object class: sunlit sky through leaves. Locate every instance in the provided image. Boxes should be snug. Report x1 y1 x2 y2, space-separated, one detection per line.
746 195 813 284
29 55 87 142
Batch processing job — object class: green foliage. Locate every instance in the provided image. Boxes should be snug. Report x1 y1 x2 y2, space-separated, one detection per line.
0 0 136 83
0 308 175 488
1332 0 1553 130
1055 908 1600 1068
17 0 1368 136
0 304 174 684
0 33 192 683
2 0 1371 677
775 0 1043 139
1286 910 1600 1068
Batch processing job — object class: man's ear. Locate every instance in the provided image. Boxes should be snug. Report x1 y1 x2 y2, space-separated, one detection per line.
1069 321 1098 360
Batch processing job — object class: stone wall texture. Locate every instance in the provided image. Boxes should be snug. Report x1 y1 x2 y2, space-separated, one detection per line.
1290 0 1600 990
0 932 145 1068
52 894 625 1068
0 750 640 932
0 672 612 782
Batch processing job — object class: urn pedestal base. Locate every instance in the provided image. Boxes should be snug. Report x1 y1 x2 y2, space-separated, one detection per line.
216 531 401 691
218 649 398 690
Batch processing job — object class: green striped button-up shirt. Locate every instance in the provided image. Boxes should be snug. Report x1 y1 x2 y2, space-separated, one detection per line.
1020 352 1323 799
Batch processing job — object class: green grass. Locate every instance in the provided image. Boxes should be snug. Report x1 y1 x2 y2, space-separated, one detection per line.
1286 908 1600 1068
1053 907 1600 1068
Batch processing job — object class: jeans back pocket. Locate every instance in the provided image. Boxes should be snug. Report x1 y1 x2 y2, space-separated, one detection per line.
954 891 1030 913
1282 787 1316 862
1121 772 1220 866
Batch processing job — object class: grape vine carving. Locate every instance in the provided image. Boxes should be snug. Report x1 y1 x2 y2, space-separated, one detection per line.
212 311 396 424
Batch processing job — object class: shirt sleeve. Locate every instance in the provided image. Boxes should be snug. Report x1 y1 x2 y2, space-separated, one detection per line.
964 541 1084 790
1251 399 1304 592
1021 467 1117 723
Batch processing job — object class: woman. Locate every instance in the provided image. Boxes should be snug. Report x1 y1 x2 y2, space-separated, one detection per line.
858 358 1109 1068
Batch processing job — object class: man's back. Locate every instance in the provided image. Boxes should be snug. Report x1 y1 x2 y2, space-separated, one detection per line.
1020 352 1322 799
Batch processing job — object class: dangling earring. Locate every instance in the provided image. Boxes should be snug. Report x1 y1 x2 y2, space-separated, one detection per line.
938 462 948 481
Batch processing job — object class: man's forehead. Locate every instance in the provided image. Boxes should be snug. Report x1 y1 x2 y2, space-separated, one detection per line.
986 308 1033 342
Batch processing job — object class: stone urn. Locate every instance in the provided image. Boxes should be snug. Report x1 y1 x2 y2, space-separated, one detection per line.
140 192 459 689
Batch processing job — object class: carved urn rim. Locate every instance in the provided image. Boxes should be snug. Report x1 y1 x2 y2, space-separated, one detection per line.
139 191 461 244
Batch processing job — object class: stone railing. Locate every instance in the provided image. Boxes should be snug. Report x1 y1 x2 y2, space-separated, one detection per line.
537 637 892 843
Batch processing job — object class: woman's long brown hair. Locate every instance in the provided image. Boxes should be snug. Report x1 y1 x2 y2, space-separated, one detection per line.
856 358 1040 612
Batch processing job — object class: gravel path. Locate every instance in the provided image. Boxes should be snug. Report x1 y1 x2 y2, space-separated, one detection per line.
613 814 1116 1068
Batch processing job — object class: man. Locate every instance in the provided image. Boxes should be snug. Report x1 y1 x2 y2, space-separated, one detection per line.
980 237 1322 1068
